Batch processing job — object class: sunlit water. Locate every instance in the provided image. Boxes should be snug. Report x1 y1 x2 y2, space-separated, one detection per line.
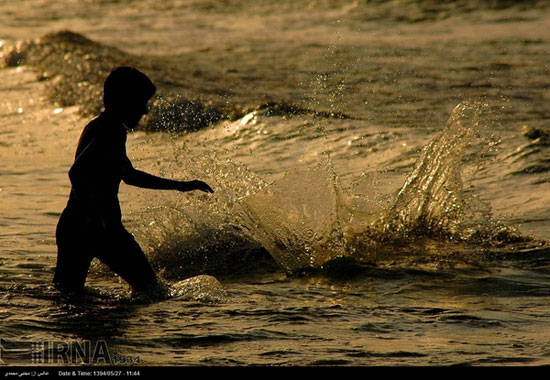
2 0 550 366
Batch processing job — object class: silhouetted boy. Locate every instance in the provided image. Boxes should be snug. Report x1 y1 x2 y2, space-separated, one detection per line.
53 66 213 294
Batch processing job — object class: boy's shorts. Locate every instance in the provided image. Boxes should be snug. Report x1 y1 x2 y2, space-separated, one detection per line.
53 205 157 293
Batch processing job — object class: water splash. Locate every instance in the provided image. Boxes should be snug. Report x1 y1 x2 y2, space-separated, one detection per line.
230 102 529 273
384 102 484 239
128 151 279 280
235 165 350 274
129 102 537 278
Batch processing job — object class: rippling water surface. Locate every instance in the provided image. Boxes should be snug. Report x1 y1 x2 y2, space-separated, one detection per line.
2 0 550 366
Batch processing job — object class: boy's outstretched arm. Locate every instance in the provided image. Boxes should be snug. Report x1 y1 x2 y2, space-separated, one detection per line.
122 158 214 193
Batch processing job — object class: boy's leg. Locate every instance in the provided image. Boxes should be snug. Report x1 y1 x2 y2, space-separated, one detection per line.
98 228 158 292
53 246 93 293
53 209 94 293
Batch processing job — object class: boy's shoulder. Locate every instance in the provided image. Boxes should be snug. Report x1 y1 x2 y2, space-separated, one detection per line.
88 112 111 129
82 112 123 138
77 113 115 150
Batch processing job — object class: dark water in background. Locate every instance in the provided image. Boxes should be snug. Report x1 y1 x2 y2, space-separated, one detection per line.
2 0 550 366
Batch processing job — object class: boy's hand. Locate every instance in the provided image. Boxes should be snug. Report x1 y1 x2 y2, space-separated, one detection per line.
178 180 214 194
192 180 214 193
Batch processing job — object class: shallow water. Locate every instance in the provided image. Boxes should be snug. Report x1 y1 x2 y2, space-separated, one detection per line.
2 0 550 366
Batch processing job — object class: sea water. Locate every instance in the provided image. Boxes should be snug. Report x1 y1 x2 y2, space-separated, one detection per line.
2 0 550 366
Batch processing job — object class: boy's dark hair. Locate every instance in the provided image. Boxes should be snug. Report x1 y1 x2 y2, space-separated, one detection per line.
103 66 156 110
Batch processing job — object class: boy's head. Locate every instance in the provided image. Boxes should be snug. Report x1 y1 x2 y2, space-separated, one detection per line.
103 67 156 127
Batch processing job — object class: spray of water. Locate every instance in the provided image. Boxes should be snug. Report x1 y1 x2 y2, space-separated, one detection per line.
129 102 534 278
232 102 529 273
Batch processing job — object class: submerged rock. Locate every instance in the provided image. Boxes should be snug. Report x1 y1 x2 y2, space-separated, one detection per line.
143 95 221 133
1 30 127 115
521 125 550 145
0 30 222 132
169 275 227 303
